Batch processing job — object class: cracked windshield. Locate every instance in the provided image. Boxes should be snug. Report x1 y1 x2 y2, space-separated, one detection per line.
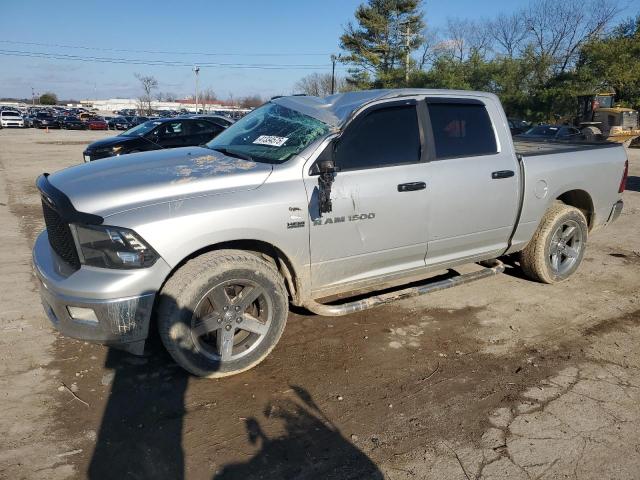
206 102 330 163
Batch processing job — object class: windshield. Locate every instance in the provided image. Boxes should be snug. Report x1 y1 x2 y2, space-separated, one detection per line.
120 120 162 137
1 111 20 117
595 95 614 108
525 126 559 136
205 102 331 163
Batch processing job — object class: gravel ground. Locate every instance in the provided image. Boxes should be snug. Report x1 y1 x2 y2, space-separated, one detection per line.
0 127 639 479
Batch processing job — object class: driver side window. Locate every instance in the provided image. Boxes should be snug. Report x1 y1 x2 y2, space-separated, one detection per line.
157 121 184 138
335 105 421 171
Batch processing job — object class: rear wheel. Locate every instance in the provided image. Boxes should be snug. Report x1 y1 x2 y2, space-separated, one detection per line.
520 204 588 284
157 250 288 377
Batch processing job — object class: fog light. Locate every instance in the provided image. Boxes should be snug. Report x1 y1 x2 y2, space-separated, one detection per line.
67 306 98 323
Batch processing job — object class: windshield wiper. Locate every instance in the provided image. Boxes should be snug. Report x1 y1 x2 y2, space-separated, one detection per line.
209 146 255 162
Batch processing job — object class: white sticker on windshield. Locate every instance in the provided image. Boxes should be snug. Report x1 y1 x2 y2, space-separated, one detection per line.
253 135 289 147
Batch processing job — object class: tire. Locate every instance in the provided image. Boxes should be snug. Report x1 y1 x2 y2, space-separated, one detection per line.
581 126 601 142
520 203 588 284
157 250 288 378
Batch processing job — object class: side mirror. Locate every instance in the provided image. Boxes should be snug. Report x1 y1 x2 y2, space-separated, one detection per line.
317 153 338 215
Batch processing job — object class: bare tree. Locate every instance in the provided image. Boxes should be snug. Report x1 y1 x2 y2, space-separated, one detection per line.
489 12 529 58
239 95 263 108
199 88 217 112
418 26 441 69
444 18 493 62
294 72 346 96
134 73 158 115
524 0 620 73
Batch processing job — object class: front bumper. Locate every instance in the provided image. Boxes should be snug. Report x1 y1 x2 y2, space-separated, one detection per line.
82 150 112 162
1 121 24 127
33 231 171 354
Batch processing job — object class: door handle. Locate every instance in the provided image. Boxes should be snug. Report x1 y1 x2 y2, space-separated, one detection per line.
397 182 427 192
491 170 515 179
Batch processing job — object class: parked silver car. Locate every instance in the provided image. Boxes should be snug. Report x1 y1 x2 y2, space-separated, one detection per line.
33 89 627 377
0 110 24 128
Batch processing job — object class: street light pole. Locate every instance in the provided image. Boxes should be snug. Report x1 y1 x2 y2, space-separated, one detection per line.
193 65 200 114
330 54 341 95
399 20 414 86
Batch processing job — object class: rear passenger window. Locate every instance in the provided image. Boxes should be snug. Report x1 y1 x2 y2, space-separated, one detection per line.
336 105 421 170
427 102 497 158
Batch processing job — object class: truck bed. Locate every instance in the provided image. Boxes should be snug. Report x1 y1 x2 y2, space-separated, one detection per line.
514 139 620 157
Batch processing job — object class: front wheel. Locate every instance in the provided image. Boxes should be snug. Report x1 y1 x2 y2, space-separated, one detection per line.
157 250 288 377
520 204 588 283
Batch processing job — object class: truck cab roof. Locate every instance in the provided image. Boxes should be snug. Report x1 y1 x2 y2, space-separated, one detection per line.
273 88 500 128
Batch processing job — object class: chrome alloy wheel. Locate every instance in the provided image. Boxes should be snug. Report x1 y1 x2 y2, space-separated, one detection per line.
190 279 272 362
548 219 583 275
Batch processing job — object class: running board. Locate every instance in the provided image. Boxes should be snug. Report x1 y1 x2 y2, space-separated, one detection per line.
303 259 505 317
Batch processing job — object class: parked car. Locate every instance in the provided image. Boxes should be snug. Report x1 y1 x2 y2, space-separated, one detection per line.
23 115 35 128
32 113 61 129
60 116 88 130
508 118 530 136
130 116 149 126
33 89 627 377
82 117 226 161
190 114 235 128
0 110 24 128
516 125 584 141
108 116 132 130
86 118 108 130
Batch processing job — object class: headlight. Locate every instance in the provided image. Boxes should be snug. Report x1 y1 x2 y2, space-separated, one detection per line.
73 224 159 269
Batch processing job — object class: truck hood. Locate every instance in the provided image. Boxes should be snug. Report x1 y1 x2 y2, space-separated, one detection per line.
48 146 273 218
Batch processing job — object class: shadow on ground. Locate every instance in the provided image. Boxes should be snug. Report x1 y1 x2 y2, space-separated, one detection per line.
87 340 189 479
213 385 383 480
88 298 381 480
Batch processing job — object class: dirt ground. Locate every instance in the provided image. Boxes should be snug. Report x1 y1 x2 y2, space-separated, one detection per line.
1 127 639 480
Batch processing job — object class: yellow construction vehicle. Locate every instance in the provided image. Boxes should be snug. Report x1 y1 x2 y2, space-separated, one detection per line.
576 91 640 145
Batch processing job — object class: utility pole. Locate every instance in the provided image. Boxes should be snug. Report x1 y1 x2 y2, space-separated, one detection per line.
31 87 35 106
193 65 200 114
404 23 411 85
330 54 341 95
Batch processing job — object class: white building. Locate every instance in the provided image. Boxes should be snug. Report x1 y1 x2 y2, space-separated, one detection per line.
80 98 250 115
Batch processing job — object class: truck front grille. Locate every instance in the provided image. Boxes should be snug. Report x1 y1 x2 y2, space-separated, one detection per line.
41 199 81 271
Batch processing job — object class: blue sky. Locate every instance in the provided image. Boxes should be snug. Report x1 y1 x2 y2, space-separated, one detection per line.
0 0 635 101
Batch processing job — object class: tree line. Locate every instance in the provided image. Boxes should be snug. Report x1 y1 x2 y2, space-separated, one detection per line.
296 0 640 122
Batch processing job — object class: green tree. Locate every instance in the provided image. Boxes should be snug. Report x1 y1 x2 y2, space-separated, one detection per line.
576 16 640 107
340 0 424 89
39 92 58 105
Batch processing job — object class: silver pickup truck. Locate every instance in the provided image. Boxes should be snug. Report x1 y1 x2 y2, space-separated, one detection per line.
33 89 628 377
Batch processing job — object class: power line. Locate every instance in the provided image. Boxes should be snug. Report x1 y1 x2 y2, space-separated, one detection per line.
0 39 332 57
0 49 351 70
